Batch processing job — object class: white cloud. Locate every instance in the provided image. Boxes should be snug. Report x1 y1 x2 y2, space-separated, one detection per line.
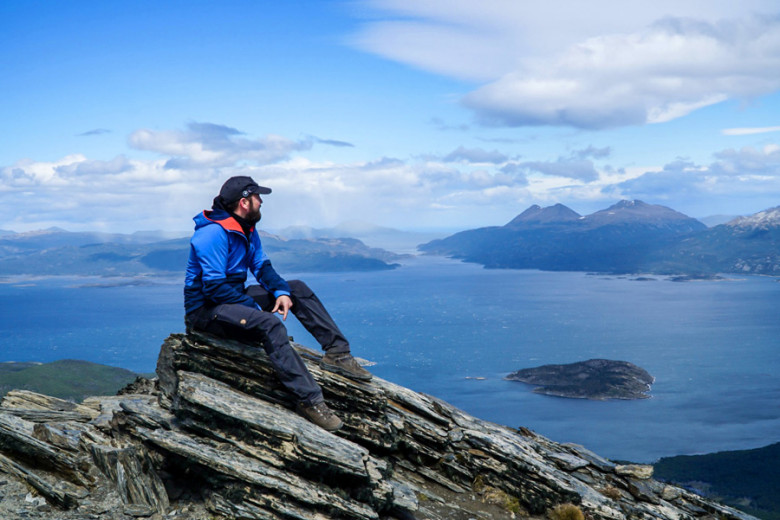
464 16 780 128
722 126 780 136
128 122 313 169
503 147 611 182
0 136 540 232
4 119 776 234
608 145 780 214
351 1 780 129
442 146 508 164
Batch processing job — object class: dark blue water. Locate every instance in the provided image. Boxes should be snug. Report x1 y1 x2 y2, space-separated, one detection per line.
1 257 778 462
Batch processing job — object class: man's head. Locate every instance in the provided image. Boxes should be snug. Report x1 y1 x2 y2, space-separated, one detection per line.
215 176 271 224
218 176 271 206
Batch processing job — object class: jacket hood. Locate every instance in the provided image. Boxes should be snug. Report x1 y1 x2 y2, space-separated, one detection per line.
193 209 244 234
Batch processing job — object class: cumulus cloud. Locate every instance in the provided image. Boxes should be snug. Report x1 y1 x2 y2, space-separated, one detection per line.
129 122 313 169
237 154 535 229
465 16 780 129
501 147 609 182
517 159 600 182
0 152 216 232
11 116 776 233
3 118 627 232
0 129 542 232
574 146 611 160
710 144 780 176
607 144 780 213
442 146 508 164
351 2 780 129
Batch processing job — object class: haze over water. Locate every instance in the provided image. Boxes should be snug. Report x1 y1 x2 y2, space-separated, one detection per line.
1 255 777 462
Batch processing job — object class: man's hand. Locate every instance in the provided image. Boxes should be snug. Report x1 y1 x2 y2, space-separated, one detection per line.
271 294 293 321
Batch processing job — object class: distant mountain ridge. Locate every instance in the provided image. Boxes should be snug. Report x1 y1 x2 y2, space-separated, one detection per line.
0 228 403 277
420 201 779 275
505 203 582 226
584 200 703 230
277 220 447 253
726 206 780 230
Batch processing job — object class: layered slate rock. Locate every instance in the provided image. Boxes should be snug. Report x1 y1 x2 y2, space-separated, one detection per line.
506 359 654 400
0 333 755 520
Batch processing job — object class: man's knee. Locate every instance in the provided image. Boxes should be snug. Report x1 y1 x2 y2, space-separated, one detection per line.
288 279 314 298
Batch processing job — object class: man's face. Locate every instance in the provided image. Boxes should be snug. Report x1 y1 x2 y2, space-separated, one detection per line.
245 194 262 224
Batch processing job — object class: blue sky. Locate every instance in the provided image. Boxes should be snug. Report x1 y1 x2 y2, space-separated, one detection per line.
2 0 780 234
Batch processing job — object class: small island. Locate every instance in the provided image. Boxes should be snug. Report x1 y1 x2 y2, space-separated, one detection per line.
505 359 654 400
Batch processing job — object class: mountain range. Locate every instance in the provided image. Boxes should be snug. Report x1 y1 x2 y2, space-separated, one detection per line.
0 228 404 277
276 221 447 254
419 201 780 275
2 202 778 277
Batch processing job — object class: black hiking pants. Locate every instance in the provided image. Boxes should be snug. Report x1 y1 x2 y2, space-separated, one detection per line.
185 279 350 406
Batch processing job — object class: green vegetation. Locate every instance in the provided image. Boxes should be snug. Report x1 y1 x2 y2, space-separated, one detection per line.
472 475 524 515
654 443 780 520
548 503 585 520
0 359 142 402
600 485 622 500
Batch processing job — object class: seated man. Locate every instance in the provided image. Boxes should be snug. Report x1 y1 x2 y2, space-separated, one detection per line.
184 176 372 431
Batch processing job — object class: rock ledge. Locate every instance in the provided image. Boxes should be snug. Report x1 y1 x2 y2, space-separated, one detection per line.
0 334 753 520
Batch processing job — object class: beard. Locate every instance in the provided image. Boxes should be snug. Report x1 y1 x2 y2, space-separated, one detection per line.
246 201 262 224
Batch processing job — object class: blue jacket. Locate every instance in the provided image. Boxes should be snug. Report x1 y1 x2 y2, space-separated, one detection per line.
184 209 290 315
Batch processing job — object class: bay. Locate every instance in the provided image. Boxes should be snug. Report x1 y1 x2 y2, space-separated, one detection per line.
1 256 777 463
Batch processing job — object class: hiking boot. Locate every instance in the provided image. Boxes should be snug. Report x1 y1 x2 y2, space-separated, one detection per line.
296 401 343 431
320 352 373 381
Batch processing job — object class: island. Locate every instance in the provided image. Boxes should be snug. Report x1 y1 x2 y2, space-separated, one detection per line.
505 358 654 400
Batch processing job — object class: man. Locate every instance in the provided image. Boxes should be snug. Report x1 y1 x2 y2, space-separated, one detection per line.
184 176 372 431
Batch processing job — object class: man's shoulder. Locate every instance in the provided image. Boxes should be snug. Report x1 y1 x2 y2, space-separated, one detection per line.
191 219 228 244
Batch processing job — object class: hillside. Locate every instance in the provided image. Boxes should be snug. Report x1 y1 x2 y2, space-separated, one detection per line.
0 359 141 401
648 206 780 275
654 443 780 520
420 201 779 275
0 332 758 520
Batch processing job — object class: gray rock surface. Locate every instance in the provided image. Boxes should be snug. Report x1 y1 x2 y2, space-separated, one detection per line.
0 333 756 520
505 359 654 400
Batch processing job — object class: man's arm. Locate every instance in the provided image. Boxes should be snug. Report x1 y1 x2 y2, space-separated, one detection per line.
250 233 293 319
249 232 291 298
256 260 291 297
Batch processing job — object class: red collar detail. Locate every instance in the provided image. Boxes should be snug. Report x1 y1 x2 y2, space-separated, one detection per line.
202 211 254 235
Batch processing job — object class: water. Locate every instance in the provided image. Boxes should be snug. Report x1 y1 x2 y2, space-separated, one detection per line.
1 257 778 462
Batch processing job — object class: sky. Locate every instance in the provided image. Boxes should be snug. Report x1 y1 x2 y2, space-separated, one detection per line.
2 0 780 235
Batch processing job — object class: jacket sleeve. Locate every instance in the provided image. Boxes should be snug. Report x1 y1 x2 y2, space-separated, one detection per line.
191 225 257 308
249 233 291 298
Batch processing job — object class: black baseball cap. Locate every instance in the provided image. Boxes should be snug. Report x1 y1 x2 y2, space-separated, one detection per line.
218 176 272 205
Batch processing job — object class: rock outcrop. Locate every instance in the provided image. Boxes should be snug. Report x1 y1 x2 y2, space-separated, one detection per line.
0 333 757 520
505 359 654 400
